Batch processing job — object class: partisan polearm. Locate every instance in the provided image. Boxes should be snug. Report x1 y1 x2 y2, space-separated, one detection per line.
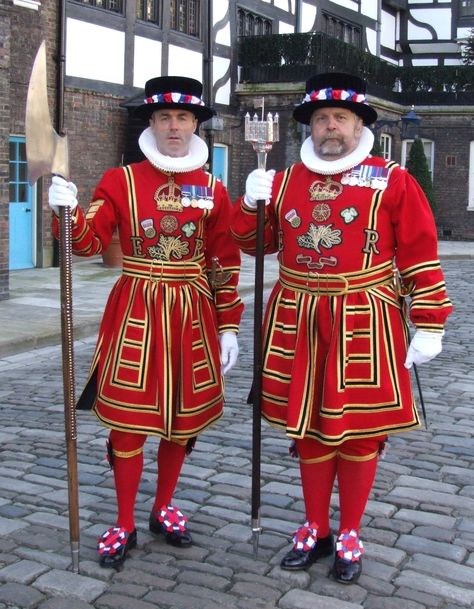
244 108 279 557
25 41 80 573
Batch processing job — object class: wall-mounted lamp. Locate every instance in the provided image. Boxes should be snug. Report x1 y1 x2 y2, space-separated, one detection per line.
373 106 421 140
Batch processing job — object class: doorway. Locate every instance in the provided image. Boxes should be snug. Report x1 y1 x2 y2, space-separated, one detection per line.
9 136 35 270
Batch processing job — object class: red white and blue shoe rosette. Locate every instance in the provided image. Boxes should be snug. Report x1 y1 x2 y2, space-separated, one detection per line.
292 520 318 551
158 505 188 533
97 526 129 557
336 528 364 562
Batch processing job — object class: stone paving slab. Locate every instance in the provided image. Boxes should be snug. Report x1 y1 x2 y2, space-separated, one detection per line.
0 260 472 608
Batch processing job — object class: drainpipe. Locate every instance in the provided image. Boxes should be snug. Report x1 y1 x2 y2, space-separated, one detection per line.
376 0 382 57
52 0 66 267
57 0 66 135
203 0 214 172
295 0 302 33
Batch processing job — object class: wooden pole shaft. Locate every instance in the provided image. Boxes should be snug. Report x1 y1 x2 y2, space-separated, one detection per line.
59 205 80 573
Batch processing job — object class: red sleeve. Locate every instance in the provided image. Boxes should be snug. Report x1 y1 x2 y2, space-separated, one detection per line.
52 168 121 257
230 171 283 256
204 178 244 333
387 167 453 330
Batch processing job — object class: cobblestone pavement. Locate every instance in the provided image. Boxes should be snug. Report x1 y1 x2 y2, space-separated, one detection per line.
0 259 473 609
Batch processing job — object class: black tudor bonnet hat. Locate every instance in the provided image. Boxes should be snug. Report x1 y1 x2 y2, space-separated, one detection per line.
134 75 215 122
293 72 378 126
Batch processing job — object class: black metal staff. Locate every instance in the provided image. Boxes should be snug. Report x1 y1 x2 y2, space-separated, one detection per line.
244 107 279 556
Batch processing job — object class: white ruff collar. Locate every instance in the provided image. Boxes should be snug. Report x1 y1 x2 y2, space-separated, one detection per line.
300 127 375 175
138 127 209 173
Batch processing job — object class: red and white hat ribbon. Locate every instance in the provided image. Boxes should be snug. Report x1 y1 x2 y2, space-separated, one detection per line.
97 526 129 556
144 92 205 107
158 505 188 533
303 87 367 105
292 520 318 551
336 528 364 562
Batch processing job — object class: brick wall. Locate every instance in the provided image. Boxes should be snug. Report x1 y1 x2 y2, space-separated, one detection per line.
62 89 128 207
0 3 11 301
423 114 474 240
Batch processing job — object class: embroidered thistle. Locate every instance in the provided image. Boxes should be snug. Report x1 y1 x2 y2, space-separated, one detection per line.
297 223 342 253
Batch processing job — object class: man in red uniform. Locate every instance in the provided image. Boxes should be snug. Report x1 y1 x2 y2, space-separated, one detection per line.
231 73 452 584
49 76 244 568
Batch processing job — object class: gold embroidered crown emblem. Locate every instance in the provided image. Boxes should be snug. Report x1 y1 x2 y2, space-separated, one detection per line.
309 177 343 201
154 179 183 212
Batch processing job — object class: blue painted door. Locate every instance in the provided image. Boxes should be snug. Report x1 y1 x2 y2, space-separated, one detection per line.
9 137 34 270
212 144 228 186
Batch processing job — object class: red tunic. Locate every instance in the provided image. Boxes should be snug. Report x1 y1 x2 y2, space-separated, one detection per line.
54 160 244 439
231 157 453 445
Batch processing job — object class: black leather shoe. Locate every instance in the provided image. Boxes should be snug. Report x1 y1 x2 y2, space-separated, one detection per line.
332 556 362 584
280 534 334 571
149 511 193 547
98 528 137 569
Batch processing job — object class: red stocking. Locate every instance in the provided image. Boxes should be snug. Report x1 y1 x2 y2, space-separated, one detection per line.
109 430 146 533
152 438 187 513
337 438 382 533
296 438 338 538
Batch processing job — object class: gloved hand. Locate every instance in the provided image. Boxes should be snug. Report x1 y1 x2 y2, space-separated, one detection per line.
48 175 78 215
220 332 239 375
243 169 275 208
404 330 444 369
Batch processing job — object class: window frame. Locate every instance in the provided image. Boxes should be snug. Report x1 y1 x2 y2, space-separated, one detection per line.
380 133 393 161
401 138 434 179
170 0 201 38
70 0 124 15
237 6 273 37
136 0 161 25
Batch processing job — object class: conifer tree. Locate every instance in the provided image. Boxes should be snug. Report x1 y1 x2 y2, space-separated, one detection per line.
406 138 436 212
370 134 384 158
461 28 474 65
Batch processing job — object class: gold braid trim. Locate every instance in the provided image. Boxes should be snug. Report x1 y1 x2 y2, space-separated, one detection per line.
112 447 144 459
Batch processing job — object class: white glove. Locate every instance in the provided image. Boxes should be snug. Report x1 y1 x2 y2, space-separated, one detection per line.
48 175 78 215
220 332 239 375
243 169 275 208
404 330 444 369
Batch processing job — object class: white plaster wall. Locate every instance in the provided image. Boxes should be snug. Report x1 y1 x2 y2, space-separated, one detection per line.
274 0 290 10
215 22 231 46
213 0 230 45
408 9 451 40
361 0 378 19
213 56 231 105
66 18 125 84
366 27 377 55
133 37 162 88
279 21 295 34
168 45 203 81
381 11 396 50
213 0 227 23
300 2 317 33
332 0 360 12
